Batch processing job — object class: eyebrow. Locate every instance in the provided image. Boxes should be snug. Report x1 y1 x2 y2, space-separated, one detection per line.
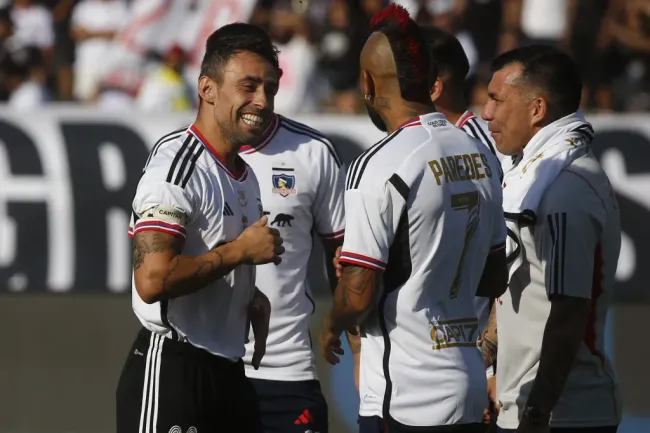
239 75 278 86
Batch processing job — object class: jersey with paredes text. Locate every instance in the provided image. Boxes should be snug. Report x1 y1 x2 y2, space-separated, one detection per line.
340 113 506 427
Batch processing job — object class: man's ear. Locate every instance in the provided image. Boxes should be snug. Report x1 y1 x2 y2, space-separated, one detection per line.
360 70 375 99
198 76 216 105
530 95 548 127
430 78 444 103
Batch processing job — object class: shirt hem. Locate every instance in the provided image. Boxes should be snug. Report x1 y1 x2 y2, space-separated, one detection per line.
243 365 319 382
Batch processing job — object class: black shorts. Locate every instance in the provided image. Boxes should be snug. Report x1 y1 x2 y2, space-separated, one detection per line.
249 377 328 433
116 328 262 433
359 416 487 433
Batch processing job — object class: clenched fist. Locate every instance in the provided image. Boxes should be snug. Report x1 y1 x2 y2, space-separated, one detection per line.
236 215 285 265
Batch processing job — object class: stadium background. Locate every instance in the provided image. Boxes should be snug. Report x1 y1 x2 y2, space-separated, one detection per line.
1 0 649 432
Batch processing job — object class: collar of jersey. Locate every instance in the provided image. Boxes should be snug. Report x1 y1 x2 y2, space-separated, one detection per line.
239 114 281 154
395 116 422 130
455 110 476 128
188 124 248 182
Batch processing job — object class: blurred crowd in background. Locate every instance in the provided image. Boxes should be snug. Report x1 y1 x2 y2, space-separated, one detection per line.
0 0 649 114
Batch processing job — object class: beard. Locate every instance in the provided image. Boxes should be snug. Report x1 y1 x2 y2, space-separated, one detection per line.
365 102 387 133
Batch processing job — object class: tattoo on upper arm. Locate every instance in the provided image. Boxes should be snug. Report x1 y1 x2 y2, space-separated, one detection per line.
132 231 183 270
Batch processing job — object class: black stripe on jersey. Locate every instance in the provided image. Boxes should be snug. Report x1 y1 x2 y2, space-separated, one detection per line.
144 126 188 170
181 146 204 188
347 129 403 191
174 138 200 185
160 301 179 341
572 124 595 140
378 205 411 424
272 167 294 171
468 118 497 155
547 212 567 296
279 118 343 167
166 135 193 183
388 173 410 201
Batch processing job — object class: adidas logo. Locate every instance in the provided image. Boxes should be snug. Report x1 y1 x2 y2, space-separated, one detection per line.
294 408 315 425
223 202 234 216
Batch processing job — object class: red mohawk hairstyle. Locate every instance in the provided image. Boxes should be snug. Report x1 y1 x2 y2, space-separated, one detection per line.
368 4 432 103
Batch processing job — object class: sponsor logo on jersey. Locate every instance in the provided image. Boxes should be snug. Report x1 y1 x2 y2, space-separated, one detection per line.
223 202 234 216
270 213 294 227
429 317 479 350
272 174 297 197
427 119 447 128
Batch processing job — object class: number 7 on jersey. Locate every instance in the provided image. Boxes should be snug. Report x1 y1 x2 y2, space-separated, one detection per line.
449 191 480 299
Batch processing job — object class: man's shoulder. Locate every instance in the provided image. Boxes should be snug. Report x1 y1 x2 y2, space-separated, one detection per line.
541 152 615 220
141 126 209 188
274 115 342 167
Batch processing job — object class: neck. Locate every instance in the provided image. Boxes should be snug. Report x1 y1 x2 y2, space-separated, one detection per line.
193 110 238 167
383 101 435 134
436 106 463 126
435 92 467 125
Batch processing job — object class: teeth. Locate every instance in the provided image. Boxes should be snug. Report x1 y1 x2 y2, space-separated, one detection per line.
242 114 263 126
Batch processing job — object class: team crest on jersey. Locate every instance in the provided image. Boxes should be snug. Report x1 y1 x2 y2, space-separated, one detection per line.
272 174 297 197
238 190 247 207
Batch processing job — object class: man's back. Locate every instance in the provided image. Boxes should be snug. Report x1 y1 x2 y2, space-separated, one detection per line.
496 149 622 428
341 112 505 427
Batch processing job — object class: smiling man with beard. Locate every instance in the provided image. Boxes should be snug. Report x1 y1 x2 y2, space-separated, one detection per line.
116 23 286 433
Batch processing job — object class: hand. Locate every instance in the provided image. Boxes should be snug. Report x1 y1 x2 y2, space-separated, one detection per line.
236 215 284 265
320 316 344 365
515 417 550 433
249 289 271 370
333 246 343 278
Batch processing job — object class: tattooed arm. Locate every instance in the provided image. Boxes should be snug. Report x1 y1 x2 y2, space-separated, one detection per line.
320 265 379 365
328 266 378 335
481 301 498 369
133 216 284 304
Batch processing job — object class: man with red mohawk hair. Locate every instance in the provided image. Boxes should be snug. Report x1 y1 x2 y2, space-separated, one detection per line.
320 4 508 433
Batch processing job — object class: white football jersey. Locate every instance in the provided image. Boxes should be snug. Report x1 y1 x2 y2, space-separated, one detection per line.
239 115 346 381
456 111 503 339
128 124 264 361
340 113 506 427
496 151 622 429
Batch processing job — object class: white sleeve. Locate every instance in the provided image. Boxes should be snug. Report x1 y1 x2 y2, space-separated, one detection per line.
312 145 345 241
339 175 406 271
128 167 197 240
537 175 605 299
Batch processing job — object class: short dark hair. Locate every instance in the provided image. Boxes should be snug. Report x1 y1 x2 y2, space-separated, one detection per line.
491 45 582 119
200 22 280 80
421 26 469 93
370 4 433 104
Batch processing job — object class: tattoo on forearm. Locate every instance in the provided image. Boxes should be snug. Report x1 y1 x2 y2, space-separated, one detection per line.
331 266 377 332
482 303 498 368
132 232 182 270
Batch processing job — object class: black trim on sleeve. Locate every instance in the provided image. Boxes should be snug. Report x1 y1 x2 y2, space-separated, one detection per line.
388 173 410 201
